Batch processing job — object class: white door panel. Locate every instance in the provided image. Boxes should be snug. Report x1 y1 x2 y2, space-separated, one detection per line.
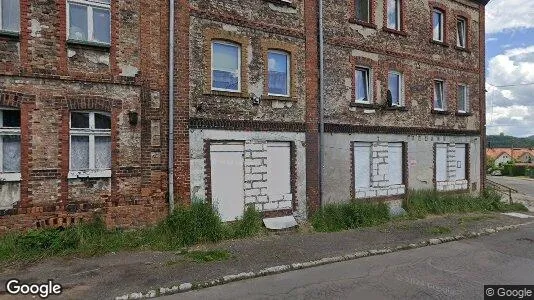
267 142 291 202
435 144 447 182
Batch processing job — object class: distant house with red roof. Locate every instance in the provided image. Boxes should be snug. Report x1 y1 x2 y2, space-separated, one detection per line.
486 148 534 166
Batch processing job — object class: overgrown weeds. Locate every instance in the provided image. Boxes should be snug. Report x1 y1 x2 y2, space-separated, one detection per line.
311 201 391 232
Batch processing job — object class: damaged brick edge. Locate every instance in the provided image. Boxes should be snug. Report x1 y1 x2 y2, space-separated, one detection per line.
114 221 534 300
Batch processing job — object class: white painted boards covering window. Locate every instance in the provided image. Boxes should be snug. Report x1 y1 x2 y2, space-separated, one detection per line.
434 80 445 110
387 0 400 30
457 18 466 48
355 0 370 23
353 142 371 189
458 84 468 112
69 112 111 178
0 0 20 33
388 143 403 185
355 67 371 103
435 144 447 182
388 71 402 106
0 109 21 181
68 0 111 44
212 41 241 92
266 142 291 202
432 9 444 42
268 50 290 97
455 144 466 180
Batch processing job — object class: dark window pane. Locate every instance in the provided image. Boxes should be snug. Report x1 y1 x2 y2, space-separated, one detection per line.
2 110 20 127
95 113 111 129
69 3 88 41
71 112 90 128
1 0 20 32
356 0 369 22
3 135 20 173
93 8 110 44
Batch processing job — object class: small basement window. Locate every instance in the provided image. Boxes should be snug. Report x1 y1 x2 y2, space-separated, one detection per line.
69 111 111 178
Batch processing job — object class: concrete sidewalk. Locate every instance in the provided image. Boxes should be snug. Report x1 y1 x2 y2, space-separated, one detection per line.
1 212 533 300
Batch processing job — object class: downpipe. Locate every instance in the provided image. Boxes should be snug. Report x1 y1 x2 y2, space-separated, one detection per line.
167 0 175 214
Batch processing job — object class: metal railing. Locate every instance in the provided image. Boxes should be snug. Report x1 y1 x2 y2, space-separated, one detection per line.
486 178 518 204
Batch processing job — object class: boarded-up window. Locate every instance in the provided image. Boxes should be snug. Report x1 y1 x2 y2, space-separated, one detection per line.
353 142 371 188
435 144 448 182
266 142 291 201
388 143 403 185
455 144 466 180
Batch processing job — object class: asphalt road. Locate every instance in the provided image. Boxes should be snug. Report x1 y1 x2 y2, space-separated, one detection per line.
164 222 534 300
488 176 534 197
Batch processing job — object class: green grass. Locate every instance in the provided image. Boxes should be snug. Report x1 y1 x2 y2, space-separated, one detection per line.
427 226 452 235
311 201 391 232
0 202 263 263
184 249 232 262
404 189 528 219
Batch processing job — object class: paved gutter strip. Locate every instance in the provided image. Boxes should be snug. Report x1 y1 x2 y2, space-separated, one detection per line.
114 221 534 300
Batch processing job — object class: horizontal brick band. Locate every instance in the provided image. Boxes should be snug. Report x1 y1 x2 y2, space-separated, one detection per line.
324 123 480 136
190 118 307 132
30 169 61 180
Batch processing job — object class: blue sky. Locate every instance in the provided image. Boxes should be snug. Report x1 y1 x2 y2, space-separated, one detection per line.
484 0 534 137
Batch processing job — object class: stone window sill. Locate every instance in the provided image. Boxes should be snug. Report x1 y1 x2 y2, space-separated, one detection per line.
384 106 408 111
0 173 21 182
68 170 111 179
383 28 408 36
263 95 297 102
348 19 377 29
430 39 449 48
350 102 377 108
67 39 111 50
455 111 472 116
431 109 450 115
204 90 248 98
263 0 297 8
454 45 470 53
0 30 19 40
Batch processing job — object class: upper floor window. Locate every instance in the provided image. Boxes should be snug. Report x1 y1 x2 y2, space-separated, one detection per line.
0 0 20 33
434 80 445 111
388 71 403 106
355 67 371 103
458 84 469 113
268 50 290 97
355 0 370 23
386 0 401 30
212 41 241 92
457 17 467 48
0 109 20 180
68 0 111 44
70 111 111 178
432 9 444 42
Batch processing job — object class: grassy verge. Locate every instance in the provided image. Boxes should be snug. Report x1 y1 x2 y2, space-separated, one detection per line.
404 189 528 219
0 203 263 263
311 202 391 232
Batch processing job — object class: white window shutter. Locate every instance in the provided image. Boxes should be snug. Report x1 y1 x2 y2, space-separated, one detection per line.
455 144 466 180
435 144 447 182
388 143 403 185
354 143 371 189
266 142 291 200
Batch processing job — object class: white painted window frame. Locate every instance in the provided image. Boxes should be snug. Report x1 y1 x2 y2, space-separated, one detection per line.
267 50 291 97
458 84 469 113
211 40 242 93
68 111 111 179
387 0 401 30
457 17 466 48
433 79 445 111
388 70 404 106
0 109 21 182
432 9 444 42
355 66 372 103
0 0 20 33
66 0 111 44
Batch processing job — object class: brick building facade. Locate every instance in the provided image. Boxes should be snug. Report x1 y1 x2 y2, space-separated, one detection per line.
0 0 488 233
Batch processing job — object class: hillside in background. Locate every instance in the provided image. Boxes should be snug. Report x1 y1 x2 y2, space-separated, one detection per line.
487 135 534 148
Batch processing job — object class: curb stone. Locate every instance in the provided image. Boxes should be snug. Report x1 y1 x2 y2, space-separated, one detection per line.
114 221 534 300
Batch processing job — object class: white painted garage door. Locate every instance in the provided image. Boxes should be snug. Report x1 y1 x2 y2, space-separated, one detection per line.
210 143 245 222
266 142 291 203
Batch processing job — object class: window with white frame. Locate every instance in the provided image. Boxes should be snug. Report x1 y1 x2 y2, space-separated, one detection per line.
69 112 111 178
457 17 466 48
267 50 290 97
435 143 447 182
388 143 403 185
387 0 401 30
355 0 370 23
211 41 241 92
68 0 111 44
388 71 403 106
0 0 20 33
0 109 20 181
353 142 371 188
432 9 444 42
433 80 445 110
355 67 371 103
457 84 468 113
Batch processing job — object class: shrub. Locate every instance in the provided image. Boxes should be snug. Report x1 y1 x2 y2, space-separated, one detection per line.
311 201 390 232
225 205 263 238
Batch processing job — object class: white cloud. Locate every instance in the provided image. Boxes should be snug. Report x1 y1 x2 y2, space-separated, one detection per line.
486 46 534 137
486 0 534 34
